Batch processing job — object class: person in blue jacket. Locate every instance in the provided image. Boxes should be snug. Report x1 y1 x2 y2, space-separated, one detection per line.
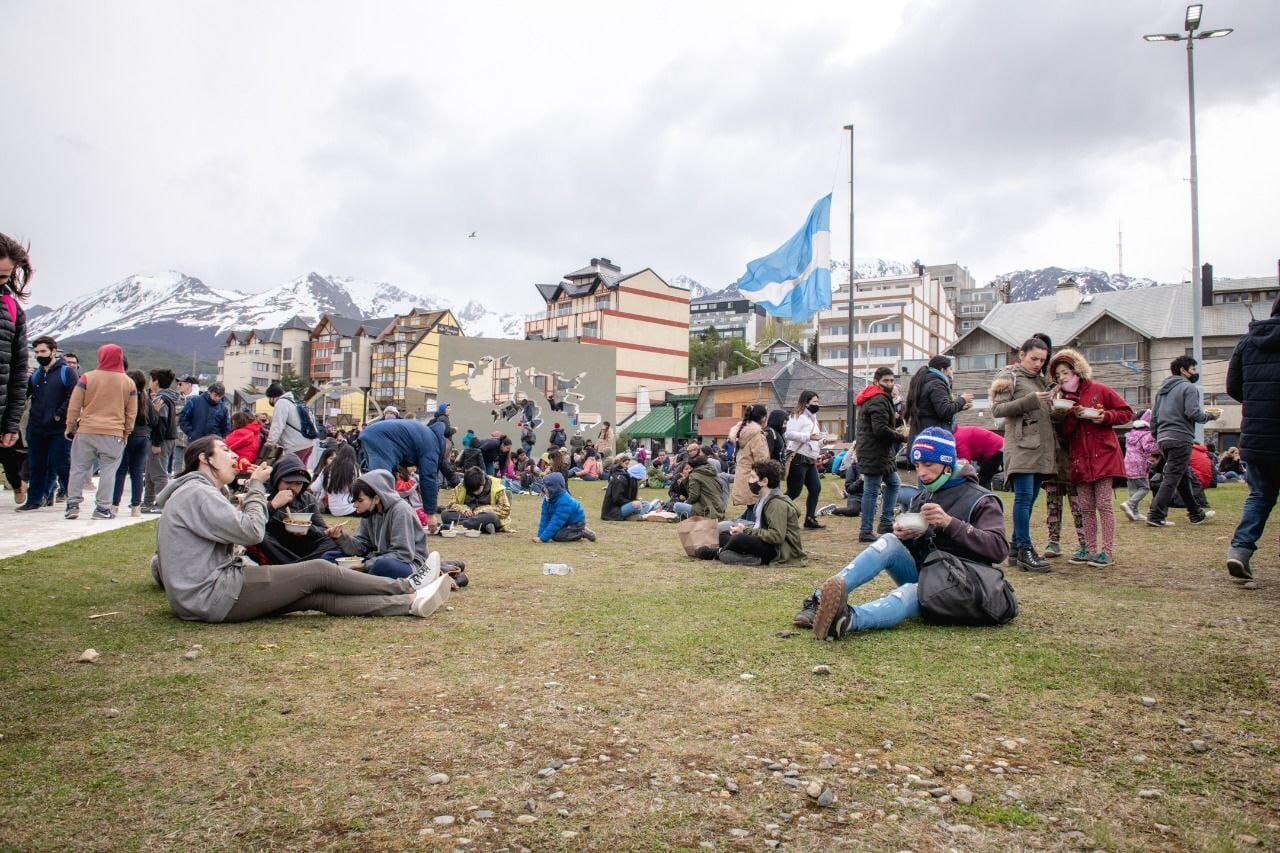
179 382 230 440
533 472 595 543
357 416 446 527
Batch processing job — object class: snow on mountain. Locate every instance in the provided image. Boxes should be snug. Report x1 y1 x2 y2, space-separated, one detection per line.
993 266 1162 303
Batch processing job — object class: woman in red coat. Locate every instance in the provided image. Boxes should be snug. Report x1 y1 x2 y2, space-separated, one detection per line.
1049 349 1133 568
225 411 263 470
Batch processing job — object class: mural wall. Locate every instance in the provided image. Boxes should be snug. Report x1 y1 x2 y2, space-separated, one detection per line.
437 336 618 446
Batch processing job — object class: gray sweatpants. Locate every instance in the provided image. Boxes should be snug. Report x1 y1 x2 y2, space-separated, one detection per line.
143 439 175 507
222 560 415 621
67 433 125 512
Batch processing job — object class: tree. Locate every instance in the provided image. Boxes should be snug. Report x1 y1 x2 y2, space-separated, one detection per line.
280 365 310 398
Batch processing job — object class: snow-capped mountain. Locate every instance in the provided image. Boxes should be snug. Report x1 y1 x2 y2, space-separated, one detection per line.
30 271 526 359
993 267 1162 303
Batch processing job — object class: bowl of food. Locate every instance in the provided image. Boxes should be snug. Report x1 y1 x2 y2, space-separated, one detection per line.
896 512 928 534
1052 398 1074 412
464 529 482 538
335 556 364 570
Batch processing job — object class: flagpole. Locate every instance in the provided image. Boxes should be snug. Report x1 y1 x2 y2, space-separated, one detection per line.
843 123 855 442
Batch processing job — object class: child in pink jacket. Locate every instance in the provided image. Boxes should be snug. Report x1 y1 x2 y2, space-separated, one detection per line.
1121 409 1158 521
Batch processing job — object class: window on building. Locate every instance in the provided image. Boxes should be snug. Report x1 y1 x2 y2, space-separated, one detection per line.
1081 342 1139 363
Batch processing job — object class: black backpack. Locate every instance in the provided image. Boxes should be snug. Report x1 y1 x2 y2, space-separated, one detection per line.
917 550 1019 627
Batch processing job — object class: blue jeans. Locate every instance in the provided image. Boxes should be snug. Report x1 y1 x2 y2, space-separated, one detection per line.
112 434 150 507
24 429 69 506
833 533 921 631
320 549 414 580
860 471 900 536
1231 463 1279 553
1009 473 1042 548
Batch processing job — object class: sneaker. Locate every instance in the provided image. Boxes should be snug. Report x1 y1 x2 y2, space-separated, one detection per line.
717 549 762 566
1043 542 1062 558
92 507 114 520
14 503 41 513
481 522 496 535
1145 517 1175 528
803 518 826 530
1190 510 1217 525
1121 502 1138 522
582 527 597 542
1087 552 1112 568
410 575 452 618
858 532 877 543
65 504 80 520
131 506 142 517
793 591 819 628
1226 547 1253 581
1016 546 1052 573
1068 547 1091 565
816 503 837 517
812 576 850 640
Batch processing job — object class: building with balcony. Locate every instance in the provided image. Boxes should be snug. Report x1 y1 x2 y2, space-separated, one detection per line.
370 308 462 416
690 293 767 347
217 316 313 392
524 257 690 425
812 270 955 381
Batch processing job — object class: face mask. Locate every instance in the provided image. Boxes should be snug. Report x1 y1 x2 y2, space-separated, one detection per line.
748 481 763 495
1187 373 1199 384
1060 375 1080 393
36 355 52 367
922 470 952 493
807 404 820 414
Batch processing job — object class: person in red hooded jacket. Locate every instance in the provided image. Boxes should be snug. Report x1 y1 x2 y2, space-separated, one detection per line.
1048 349 1132 568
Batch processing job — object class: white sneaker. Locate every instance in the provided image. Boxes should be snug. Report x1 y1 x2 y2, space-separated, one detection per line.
410 575 452 618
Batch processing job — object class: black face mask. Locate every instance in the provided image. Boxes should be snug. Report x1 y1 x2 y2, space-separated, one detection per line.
36 355 52 367
748 481 763 495
807 404 820 414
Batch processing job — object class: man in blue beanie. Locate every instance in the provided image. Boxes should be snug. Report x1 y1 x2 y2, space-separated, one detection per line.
800 427 1011 638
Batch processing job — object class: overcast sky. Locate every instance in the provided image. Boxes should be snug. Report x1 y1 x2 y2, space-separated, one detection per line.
5 0 1278 312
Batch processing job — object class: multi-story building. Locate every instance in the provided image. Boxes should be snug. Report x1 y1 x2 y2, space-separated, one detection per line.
370 308 462 416
812 270 955 381
690 293 767 348
524 257 690 425
217 316 313 392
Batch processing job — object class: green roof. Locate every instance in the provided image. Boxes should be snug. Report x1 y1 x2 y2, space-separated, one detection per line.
625 402 696 439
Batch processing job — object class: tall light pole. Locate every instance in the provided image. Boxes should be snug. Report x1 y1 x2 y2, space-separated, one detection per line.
843 123 856 443
1144 3 1232 440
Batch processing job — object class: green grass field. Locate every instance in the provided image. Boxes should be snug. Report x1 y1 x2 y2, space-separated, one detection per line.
1 478 1276 850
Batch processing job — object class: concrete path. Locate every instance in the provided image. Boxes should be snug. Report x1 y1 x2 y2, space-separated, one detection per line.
0 482 154 560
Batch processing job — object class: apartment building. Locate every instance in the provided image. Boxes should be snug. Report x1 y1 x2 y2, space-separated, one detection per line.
218 316 312 392
524 257 690 424
812 270 955 381
690 293 767 347
370 308 462 416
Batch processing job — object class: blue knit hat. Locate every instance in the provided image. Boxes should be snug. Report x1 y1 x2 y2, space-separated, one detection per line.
910 427 957 467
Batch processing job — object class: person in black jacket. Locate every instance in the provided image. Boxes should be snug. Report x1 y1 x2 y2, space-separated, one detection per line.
1226 296 1280 581
854 367 904 542
0 234 31 457
904 355 972 446
18 335 76 510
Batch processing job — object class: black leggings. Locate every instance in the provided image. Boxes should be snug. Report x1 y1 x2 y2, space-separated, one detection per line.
785 455 822 520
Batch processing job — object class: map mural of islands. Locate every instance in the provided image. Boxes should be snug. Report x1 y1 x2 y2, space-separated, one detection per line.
437 337 618 443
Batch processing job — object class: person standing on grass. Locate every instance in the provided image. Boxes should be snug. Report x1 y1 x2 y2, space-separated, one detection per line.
855 367 904 543
1225 296 1280 581
990 337 1056 573
784 390 827 530
1146 356 1219 529
179 381 230 442
17 335 75 511
1120 410 1158 521
1048 350 1132 568
953 424 1003 491
110 369 152 517
533 472 594 543
63 344 137 520
0 234 31 460
151 436 450 622
263 382 317 466
728 405 770 522
141 368 181 513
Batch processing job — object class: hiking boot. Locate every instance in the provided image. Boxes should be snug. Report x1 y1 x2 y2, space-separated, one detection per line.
1016 546 1051 573
410 575 452 618
1190 510 1217 525
816 503 837 517
804 518 826 530
65 503 80 520
14 502 41 512
812 576 850 640
1145 517 1175 528
1068 546 1091 565
1226 547 1253 581
793 591 819 628
858 532 877 543
481 522 496 535
717 549 762 566
693 545 720 560
1043 541 1062 558
1120 501 1138 522
582 527 597 542
1087 552 1113 568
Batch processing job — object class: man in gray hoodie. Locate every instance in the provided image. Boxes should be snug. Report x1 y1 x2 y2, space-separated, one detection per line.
1147 356 1218 528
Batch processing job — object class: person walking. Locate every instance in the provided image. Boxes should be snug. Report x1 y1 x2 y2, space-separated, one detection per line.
1146 356 1218 528
0 234 31 458
17 335 76 511
1120 409 1158 521
179 381 230 441
141 368 181 513
262 382 317 465
990 337 1055 572
110 369 152 517
63 343 138 519
854 367 903 543
784 390 826 530
904 355 972 446
1225 297 1280 580
1049 349 1132 567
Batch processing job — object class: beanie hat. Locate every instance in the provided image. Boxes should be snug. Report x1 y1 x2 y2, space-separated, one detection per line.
910 427 957 467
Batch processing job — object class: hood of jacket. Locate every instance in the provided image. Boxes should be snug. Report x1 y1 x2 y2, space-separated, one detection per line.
96 343 126 373
268 451 312 492
855 384 888 406
356 468 403 510
1246 315 1280 352
544 472 567 499
1047 347 1093 382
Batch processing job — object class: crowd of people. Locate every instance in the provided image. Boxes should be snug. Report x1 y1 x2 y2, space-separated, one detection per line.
1 232 1277 636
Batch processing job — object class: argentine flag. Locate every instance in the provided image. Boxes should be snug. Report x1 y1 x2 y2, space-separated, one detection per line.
734 194 832 323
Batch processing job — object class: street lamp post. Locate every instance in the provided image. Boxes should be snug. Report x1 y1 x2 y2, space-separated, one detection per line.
1144 3 1232 441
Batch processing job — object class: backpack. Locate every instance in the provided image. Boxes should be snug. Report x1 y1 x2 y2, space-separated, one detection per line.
917 550 1019 627
293 399 319 440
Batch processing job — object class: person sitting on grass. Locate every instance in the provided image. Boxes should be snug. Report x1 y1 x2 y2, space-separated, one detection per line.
695 459 805 566
250 451 338 565
442 465 512 533
533 472 596 543
799 427 1011 638
151 436 450 622
600 453 661 521
322 470 439 580
672 453 725 519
